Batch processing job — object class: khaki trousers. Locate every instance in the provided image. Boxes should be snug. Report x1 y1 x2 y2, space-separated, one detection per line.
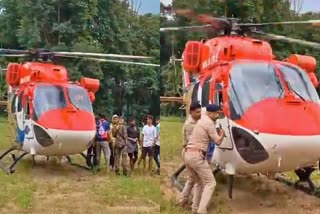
114 146 129 173
184 151 216 214
179 149 194 204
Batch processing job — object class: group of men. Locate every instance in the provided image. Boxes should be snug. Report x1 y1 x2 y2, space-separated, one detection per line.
86 114 160 176
179 102 225 214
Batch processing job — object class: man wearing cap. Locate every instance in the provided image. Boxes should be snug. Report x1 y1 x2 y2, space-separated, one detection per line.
112 116 129 176
184 104 225 214
178 102 202 208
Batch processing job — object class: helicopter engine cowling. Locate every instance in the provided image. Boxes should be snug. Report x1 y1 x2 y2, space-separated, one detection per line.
6 63 21 87
285 54 318 87
80 77 100 92
182 41 203 73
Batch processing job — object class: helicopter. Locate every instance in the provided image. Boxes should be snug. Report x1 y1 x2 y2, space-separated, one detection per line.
160 8 320 198
0 48 159 174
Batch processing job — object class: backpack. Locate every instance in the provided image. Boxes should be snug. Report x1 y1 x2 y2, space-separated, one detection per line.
96 119 109 141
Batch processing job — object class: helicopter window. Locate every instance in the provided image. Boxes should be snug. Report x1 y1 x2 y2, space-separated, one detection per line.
278 65 319 102
11 94 17 113
229 63 283 118
17 92 23 112
191 82 200 104
202 77 211 106
67 85 92 112
24 100 30 119
33 85 67 119
214 83 223 107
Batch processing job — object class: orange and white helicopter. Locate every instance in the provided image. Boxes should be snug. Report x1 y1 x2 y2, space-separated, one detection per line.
161 9 320 198
0 49 159 174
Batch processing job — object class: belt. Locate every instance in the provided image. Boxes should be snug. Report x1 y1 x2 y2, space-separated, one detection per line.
185 148 206 156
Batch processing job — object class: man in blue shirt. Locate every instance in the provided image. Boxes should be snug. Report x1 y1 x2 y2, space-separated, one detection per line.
96 114 111 171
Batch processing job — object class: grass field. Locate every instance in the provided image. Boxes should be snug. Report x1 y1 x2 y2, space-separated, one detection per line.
160 116 320 214
0 117 160 214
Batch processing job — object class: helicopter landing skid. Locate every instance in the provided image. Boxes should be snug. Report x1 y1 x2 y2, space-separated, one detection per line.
274 167 320 197
0 146 29 174
171 164 186 192
65 153 91 171
170 164 235 199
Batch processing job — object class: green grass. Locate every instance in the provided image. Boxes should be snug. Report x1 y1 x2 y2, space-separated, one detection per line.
91 173 160 206
0 117 160 213
161 116 184 162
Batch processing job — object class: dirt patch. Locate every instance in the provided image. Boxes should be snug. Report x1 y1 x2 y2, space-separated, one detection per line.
161 161 320 214
0 155 160 214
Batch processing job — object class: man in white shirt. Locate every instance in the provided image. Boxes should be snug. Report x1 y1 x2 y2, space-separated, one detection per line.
141 115 157 173
153 117 160 175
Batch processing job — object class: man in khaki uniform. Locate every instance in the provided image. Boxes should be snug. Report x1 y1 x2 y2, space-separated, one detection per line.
184 104 225 214
112 116 129 176
178 102 202 208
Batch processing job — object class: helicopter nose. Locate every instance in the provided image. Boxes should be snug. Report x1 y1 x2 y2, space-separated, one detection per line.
37 109 95 130
240 99 320 135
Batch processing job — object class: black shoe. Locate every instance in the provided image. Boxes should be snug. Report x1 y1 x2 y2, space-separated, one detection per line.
115 170 120 175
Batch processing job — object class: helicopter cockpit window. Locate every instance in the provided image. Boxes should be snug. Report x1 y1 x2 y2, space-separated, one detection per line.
202 77 211 106
214 83 223 107
67 85 92 112
24 100 30 119
278 65 319 102
11 94 17 113
33 85 67 119
229 62 283 119
17 92 23 112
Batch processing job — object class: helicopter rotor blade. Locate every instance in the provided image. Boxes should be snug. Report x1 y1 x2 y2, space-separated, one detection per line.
0 48 30 55
60 55 159 67
0 54 29 57
240 20 320 27
251 31 320 49
160 24 213 32
175 9 230 31
54 52 152 59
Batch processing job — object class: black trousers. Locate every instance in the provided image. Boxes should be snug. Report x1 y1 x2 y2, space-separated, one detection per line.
110 143 115 168
86 145 97 167
153 145 160 169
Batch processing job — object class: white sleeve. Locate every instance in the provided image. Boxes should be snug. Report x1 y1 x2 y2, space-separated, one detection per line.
142 126 145 135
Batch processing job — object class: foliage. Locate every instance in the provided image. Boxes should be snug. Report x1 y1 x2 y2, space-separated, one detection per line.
0 0 160 120
160 0 320 106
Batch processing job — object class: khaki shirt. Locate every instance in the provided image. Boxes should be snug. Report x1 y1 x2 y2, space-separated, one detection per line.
187 114 219 151
112 124 127 148
182 115 197 147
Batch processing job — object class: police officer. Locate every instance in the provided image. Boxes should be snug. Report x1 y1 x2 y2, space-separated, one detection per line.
178 102 202 208
112 116 129 176
184 104 225 214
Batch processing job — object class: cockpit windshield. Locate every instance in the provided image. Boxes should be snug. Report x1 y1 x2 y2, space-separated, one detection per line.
278 64 319 102
229 62 283 119
34 85 67 119
67 85 92 112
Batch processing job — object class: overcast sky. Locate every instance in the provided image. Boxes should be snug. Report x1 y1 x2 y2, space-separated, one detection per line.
160 0 320 13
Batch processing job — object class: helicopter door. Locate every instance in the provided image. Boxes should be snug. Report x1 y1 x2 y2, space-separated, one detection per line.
23 100 34 139
214 83 234 150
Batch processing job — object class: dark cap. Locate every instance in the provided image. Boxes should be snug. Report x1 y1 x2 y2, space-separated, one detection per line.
206 104 222 112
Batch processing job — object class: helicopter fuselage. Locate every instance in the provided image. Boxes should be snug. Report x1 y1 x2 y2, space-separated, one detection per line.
182 36 320 175
5 62 99 157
